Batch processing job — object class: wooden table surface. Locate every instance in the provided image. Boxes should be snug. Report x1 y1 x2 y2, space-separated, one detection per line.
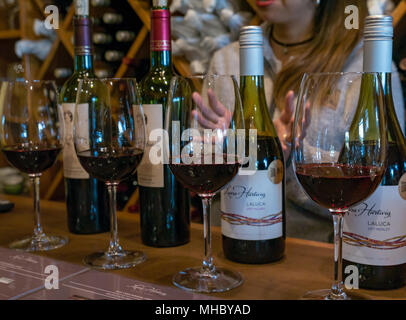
0 194 405 300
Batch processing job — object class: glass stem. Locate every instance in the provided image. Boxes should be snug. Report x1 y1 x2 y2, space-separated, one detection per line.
330 212 346 298
201 197 215 274
30 174 44 239
107 182 122 255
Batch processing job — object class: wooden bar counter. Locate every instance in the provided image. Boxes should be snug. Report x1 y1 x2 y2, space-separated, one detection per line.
0 194 405 300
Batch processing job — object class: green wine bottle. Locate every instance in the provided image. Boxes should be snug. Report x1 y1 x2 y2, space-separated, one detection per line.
342 15 406 289
221 26 285 264
59 0 109 234
138 0 190 247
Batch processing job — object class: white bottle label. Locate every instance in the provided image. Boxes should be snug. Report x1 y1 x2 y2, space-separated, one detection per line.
343 185 406 266
62 103 89 179
221 169 283 241
137 104 164 188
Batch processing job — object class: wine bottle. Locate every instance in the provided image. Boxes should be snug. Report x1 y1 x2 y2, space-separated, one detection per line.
138 0 190 247
220 26 285 264
59 0 109 234
342 15 406 289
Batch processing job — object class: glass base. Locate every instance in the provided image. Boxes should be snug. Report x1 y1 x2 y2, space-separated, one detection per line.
173 267 243 293
9 234 68 252
302 289 370 300
83 250 146 270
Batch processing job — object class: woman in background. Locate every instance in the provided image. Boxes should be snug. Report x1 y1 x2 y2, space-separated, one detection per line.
207 0 405 241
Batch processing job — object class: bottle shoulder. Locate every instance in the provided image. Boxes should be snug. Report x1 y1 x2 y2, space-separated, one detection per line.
60 74 79 103
60 71 95 103
141 66 173 84
251 136 284 170
140 67 173 102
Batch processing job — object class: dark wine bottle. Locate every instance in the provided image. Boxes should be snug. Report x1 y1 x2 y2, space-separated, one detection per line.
138 0 190 247
221 26 285 264
342 15 406 289
59 0 109 234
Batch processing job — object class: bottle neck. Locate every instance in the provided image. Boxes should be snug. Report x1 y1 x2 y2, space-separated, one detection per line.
240 75 276 136
74 55 93 72
363 37 405 143
363 38 392 73
240 75 268 115
73 15 94 73
240 75 266 102
150 7 171 69
381 72 392 95
150 50 171 68
239 44 276 135
240 46 264 76
364 35 405 143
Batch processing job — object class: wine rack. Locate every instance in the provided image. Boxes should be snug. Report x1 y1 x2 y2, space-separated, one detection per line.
0 0 404 205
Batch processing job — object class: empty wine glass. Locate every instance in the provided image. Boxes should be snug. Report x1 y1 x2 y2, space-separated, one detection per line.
166 75 245 293
292 72 387 299
74 78 146 269
0 80 68 251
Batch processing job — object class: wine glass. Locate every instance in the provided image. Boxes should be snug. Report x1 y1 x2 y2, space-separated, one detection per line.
74 78 146 270
166 75 245 293
292 72 387 299
0 80 68 251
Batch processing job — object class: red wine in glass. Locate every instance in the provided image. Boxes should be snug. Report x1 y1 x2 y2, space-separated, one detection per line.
77 149 144 183
2 145 62 174
291 70 387 300
169 154 240 196
295 163 384 211
74 77 146 270
0 79 68 252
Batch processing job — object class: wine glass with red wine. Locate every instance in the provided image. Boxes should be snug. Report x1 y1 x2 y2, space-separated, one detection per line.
74 78 146 269
166 75 245 292
292 72 388 299
0 80 68 251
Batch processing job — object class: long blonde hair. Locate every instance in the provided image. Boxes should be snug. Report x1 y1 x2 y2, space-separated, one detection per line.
273 0 368 110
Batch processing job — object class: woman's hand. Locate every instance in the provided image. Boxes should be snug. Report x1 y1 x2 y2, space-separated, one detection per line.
273 90 295 160
274 90 311 161
191 89 231 130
